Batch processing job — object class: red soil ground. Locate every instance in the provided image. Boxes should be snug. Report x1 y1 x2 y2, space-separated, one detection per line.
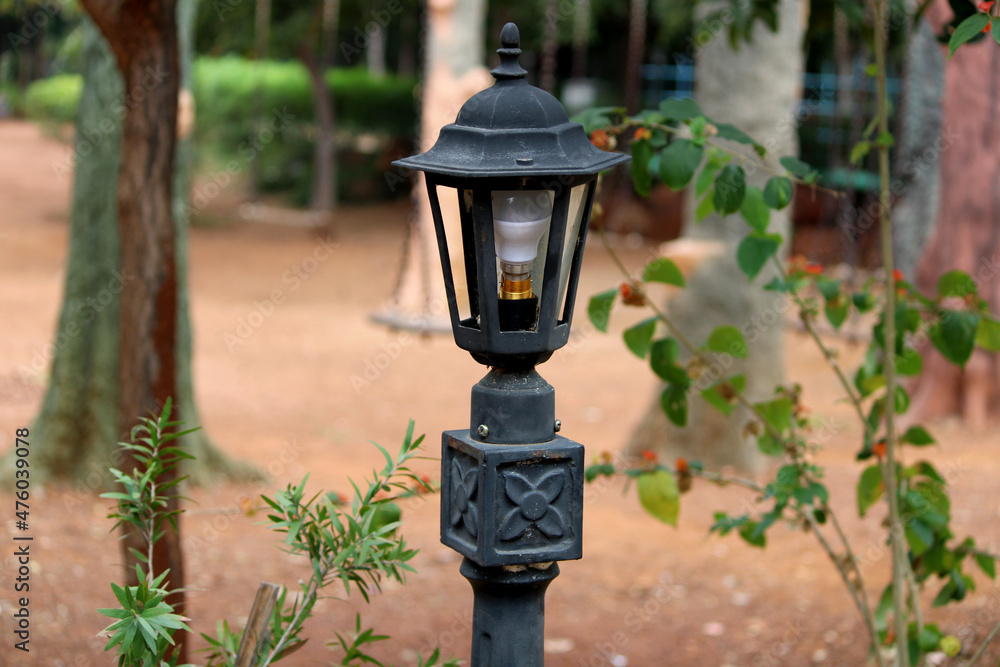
1 120 999 666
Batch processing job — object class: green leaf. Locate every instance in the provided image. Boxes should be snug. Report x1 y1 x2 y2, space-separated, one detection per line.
738 520 767 547
712 165 746 214
875 130 895 148
857 464 884 517
906 519 935 556
660 384 688 427
570 106 624 134
823 291 849 330
714 122 766 157
695 161 721 197
736 233 782 280
659 97 703 122
937 270 977 298
650 338 688 385
706 325 748 358
975 553 996 579
643 257 685 287
695 191 715 221
849 140 871 165
701 375 746 417
587 288 617 333
637 470 680 526
949 14 990 58
658 139 704 190
623 317 658 358
895 348 923 376
740 186 770 232
762 176 793 210
993 17 1000 46
779 155 814 178
933 311 980 367
901 425 935 446
755 397 793 434
631 139 653 197
976 317 1000 351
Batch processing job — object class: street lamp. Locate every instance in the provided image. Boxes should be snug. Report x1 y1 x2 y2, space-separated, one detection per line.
393 22 628 667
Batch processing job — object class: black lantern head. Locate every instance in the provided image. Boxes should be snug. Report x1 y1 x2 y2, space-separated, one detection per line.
393 22 629 369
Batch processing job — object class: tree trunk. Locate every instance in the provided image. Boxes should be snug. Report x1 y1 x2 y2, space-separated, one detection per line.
304 49 337 217
908 2 1000 428
77 0 186 659
539 0 559 93
626 0 806 473
307 0 339 222
624 0 647 114
891 17 943 282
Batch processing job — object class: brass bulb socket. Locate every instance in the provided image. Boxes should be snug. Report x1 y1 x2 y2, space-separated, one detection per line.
500 274 533 300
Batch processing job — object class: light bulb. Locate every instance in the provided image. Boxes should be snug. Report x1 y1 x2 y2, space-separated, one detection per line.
492 190 554 300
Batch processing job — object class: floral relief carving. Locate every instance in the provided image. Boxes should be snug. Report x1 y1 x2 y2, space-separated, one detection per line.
499 468 568 541
450 458 478 538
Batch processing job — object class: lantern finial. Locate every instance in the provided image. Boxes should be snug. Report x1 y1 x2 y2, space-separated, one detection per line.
491 22 527 81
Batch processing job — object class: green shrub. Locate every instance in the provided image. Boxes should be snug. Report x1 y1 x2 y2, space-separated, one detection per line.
24 57 417 204
23 74 82 123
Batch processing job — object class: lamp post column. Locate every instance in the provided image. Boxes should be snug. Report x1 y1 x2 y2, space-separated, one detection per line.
440 368 584 667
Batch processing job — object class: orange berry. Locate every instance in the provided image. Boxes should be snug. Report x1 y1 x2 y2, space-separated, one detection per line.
620 281 647 306
590 129 609 150
675 457 689 473
641 449 658 462
872 439 887 459
892 268 904 282
633 127 652 141
804 262 823 275
979 0 994 10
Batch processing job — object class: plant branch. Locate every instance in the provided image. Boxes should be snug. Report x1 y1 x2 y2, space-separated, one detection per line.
965 618 1000 666
605 118 844 198
872 0 908 664
771 258 875 443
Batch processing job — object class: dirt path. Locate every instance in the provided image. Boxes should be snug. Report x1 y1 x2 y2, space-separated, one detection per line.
1 120 999 666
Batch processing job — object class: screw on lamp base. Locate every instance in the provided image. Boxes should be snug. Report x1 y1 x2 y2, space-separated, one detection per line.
460 557 559 667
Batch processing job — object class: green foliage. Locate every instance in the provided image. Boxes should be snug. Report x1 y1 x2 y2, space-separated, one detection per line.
636 469 680 526
99 408 453 667
582 78 1000 663
23 74 82 123
22 58 417 205
948 13 990 57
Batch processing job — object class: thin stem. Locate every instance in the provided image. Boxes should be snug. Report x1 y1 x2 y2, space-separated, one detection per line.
598 222 787 445
872 1 908 664
675 466 883 665
772 258 875 443
966 618 1000 666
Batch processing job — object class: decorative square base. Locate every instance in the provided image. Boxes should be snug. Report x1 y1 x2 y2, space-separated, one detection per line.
440 429 584 567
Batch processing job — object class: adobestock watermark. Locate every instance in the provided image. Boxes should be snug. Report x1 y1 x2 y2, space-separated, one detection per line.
6 0 64 51
223 233 338 352
349 296 449 394
15 270 135 388
841 123 960 243
340 0 406 65
51 66 172 182
576 571 686 666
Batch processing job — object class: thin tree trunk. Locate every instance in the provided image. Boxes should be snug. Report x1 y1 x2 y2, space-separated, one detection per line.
572 0 590 79
249 0 271 198
624 0 647 114
308 0 339 221
540 0 559 93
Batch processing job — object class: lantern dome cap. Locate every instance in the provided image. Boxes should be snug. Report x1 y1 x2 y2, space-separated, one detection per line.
393 22 629 178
